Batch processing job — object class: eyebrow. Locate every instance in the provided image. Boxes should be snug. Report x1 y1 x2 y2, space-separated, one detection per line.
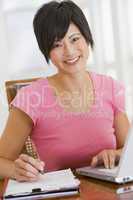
68 32 81 39
53 32 81 44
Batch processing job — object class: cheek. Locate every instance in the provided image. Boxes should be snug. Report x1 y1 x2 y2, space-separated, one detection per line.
49 51 59 65
78 39 89 50
50 50 62 63
85 46 89 58
80 42 89 58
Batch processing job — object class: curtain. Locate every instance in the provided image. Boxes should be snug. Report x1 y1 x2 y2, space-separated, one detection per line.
83 0 133 120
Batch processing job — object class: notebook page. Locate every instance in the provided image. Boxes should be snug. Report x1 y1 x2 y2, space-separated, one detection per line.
5 169 80 196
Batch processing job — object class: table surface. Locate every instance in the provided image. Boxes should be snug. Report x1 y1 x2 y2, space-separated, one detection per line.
1 174 133 200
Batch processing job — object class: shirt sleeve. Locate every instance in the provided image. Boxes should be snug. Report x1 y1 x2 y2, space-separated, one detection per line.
10 85 40 126
112 78 125 116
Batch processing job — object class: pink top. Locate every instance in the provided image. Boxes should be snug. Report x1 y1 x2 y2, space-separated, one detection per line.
11 72 125 172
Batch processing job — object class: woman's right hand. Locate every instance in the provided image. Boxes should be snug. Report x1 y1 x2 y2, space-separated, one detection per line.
13 154 45 182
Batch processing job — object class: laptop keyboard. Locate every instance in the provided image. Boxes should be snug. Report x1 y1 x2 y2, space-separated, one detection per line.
98 166 118 174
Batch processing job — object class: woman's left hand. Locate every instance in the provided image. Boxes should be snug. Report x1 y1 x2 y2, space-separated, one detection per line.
90 149 122 169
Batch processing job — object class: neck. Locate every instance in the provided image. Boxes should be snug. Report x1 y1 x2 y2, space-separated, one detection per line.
55 70 91 93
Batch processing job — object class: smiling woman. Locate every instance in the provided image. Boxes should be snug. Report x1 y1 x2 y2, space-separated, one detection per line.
33 0 94 64
0 0 130 182
49 23 90 75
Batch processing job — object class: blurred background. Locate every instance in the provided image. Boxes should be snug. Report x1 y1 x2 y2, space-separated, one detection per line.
0 0 133 134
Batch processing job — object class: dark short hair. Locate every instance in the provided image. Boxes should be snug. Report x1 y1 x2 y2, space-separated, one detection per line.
33 0 94 63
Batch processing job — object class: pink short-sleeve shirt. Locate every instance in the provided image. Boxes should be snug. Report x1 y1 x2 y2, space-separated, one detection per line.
11 72 125 172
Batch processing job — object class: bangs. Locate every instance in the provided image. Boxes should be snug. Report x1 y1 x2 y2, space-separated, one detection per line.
47 5 72 49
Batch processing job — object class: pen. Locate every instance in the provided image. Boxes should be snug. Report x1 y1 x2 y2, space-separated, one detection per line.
25 136 44 174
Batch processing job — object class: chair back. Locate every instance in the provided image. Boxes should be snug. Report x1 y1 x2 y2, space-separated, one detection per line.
5 78 39 105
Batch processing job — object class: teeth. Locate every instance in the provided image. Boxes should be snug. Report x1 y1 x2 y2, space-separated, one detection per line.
65 57 79 64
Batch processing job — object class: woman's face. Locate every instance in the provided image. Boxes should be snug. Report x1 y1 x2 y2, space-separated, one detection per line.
49 23 89 75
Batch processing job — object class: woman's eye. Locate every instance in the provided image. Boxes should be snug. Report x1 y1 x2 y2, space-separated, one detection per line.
53 43 62 48
72 37 80 42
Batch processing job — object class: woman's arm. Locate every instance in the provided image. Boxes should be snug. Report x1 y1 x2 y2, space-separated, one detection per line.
114 112 130 148
91 112 130 168
0 107 44 181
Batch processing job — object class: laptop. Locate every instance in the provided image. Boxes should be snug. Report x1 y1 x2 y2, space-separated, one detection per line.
76 123 133 184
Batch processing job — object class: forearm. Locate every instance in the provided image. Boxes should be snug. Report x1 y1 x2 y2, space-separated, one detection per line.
0 157 15 179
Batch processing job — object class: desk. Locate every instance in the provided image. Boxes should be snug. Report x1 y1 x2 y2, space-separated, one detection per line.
1 175 133 200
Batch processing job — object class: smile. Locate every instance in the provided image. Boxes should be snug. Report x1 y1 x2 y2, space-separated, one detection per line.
64 56 80 64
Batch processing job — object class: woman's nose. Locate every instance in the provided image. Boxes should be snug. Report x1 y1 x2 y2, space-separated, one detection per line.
63 42 75 57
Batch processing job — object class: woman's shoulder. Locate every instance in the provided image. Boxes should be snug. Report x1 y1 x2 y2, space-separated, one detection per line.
90 71 112 90
90 71 113 82
90 71 125 100
90 71 123 88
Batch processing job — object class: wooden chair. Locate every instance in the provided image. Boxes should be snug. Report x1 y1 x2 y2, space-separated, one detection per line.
5 77 40 158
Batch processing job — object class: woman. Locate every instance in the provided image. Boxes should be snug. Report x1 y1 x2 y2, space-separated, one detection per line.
0 0 130 182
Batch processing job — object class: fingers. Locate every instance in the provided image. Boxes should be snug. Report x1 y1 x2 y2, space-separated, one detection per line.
90 150 117 169
14 154 45 182
14 167 38 182
90 156 98 167
15 159 39 176
108 151 115 169
90 151 109 168
19 154 44 172
101 151 109 169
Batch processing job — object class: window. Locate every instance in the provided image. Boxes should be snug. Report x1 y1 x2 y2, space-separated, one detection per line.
2 0 47 12
127 0 133 55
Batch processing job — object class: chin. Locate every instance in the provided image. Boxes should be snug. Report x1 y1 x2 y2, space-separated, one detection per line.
62 66 85 75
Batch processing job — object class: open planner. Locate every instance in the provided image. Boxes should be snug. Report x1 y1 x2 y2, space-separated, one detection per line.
3 169 80 199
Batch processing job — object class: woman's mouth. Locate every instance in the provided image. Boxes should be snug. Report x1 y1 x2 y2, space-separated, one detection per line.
64 56 80 65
